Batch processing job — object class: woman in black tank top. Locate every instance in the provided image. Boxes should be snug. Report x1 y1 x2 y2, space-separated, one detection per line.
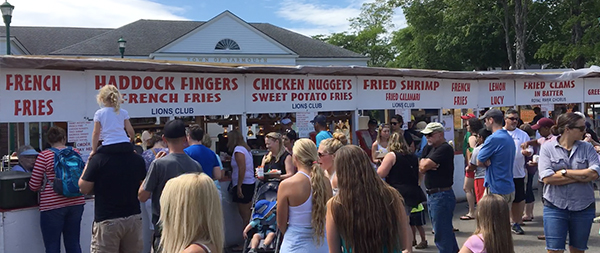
377 133 426 210
262 132 295 180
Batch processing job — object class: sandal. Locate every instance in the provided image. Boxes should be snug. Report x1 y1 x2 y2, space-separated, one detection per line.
460 215 475 220
522 216 533 222
537 235 546 240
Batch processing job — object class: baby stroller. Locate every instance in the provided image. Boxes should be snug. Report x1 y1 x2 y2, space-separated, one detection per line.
243 181 283 253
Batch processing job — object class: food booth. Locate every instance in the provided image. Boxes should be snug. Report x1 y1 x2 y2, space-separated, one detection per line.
1 56 600 252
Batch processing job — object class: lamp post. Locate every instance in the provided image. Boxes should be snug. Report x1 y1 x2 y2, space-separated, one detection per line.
118 37 126 58
1 1 14 55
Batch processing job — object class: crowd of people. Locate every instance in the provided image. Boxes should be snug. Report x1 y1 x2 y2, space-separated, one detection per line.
7 84 600 253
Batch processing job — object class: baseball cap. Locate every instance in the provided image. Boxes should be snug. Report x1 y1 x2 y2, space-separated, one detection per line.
479 109 503 120
17 146 39 157
310 115 327 125
415 121 428 131
460 113 476 120
421 122 444 135
163 119 186 138
281 118 292 125
531 118 555 130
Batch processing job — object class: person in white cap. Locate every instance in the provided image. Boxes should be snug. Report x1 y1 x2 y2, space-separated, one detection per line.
11 145 39 173
418 122 459 253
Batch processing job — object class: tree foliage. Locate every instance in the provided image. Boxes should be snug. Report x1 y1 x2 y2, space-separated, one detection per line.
316 0 600 70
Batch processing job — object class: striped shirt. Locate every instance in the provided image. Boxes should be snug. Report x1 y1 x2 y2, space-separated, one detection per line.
29 148 85 211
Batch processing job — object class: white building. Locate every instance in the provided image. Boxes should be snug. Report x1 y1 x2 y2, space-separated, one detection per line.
0 11 368 66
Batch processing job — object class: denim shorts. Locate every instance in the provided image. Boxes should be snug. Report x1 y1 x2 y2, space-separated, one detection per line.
543 202 595 251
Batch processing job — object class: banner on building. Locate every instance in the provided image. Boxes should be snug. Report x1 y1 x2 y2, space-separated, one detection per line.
84 71 246 118
584 78 600 103
477 80 516 108
442 80 478 109
245 75 357 113
357 77 443 109
515 79 583 105
0 69 87 122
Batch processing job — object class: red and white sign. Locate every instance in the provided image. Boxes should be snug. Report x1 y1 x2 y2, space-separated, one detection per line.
85 71 245 117
245 75 356 113
442 80 478 108
584 78 600 102
0 69 87 122
478 80 515 107
357 77 443 109
515 79 583 105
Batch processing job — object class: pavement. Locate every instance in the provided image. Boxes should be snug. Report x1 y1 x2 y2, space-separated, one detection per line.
413 189 600 253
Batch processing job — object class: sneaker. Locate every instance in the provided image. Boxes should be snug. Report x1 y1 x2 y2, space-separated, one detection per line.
593 216 600 223
512 223 525 235
415 240 428 249
248 248 257 253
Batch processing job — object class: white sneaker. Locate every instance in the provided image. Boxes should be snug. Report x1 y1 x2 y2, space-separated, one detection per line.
593 216 600 223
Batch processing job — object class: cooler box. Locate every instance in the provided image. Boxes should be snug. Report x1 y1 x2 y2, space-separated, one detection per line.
0 171 38 209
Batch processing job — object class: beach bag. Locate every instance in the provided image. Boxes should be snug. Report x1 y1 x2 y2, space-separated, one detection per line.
49 147 84 197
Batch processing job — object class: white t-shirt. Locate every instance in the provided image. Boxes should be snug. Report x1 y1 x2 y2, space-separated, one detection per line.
506 128 530 178
94 107 130 146
231 146 256 186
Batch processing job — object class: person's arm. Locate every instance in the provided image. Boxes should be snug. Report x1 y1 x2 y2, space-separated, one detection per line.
235 152 246 199
377 152 396 178
243 223 254 240
138 161 158 202
124 119 135 142
563 144 600 182
78 162 95 195
538 144 578 185
459 245 474 253
522 145 533 157
468 135 477 149
326 199 342 253
91 121 101 155
398 204 412 253
419 158 438 174
371 141 379 163
476 138 495 167
29 152 47 191
280 155 296 180
212 166 222 180
276 180 290 234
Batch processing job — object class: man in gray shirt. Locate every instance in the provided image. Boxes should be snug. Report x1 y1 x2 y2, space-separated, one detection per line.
138 119 202 252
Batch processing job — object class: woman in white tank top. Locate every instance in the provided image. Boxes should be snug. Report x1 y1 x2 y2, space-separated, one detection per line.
277 139 332 253
371 124 391 164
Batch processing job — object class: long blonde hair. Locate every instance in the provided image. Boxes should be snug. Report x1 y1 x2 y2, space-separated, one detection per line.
387 132 410 155
96 84 122 113
331 145 405 253
159 173 224 253
264 132 286 164
292 139 332 245
475 194 514 253
319 132 345 155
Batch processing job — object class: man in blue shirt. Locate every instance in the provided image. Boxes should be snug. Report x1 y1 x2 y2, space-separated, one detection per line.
477 109 516 204
311 114 332 148
184 125 222 181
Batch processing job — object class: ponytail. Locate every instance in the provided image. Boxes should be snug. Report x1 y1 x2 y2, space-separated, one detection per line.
96 85 122 113
310 161 331 246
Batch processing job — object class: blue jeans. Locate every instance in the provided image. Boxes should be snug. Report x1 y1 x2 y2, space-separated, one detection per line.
40 204 84 253
427 190 459 253
543 203 595 251
525 172 535 203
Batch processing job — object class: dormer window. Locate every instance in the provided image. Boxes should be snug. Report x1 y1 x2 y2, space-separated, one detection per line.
215 39 240 50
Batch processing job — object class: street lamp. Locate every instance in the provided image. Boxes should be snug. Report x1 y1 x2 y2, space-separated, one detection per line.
1 1 14 55
118 37 126 58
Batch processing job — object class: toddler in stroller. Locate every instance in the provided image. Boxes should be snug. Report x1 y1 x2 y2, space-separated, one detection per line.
243 199 277 253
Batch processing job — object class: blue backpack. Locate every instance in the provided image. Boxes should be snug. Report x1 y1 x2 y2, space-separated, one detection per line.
49 147 84 197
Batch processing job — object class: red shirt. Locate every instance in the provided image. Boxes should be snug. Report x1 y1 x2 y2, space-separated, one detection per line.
29 148 85 211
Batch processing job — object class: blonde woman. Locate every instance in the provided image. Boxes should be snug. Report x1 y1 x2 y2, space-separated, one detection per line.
159 173 224 253
277 139 332 252
261 132 295 180
318 133 345 196
371 124 391 164
327 145 411 253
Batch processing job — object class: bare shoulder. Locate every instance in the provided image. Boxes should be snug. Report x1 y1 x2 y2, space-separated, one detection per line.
182 243 216 253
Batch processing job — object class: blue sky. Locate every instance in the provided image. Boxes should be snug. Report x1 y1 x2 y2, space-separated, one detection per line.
10 0 405 36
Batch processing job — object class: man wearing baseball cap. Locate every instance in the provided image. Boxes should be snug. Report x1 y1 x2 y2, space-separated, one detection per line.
11 145 39 173
419 122 459 252
311 114 332 148
138 119 203 252
476 109 516 208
